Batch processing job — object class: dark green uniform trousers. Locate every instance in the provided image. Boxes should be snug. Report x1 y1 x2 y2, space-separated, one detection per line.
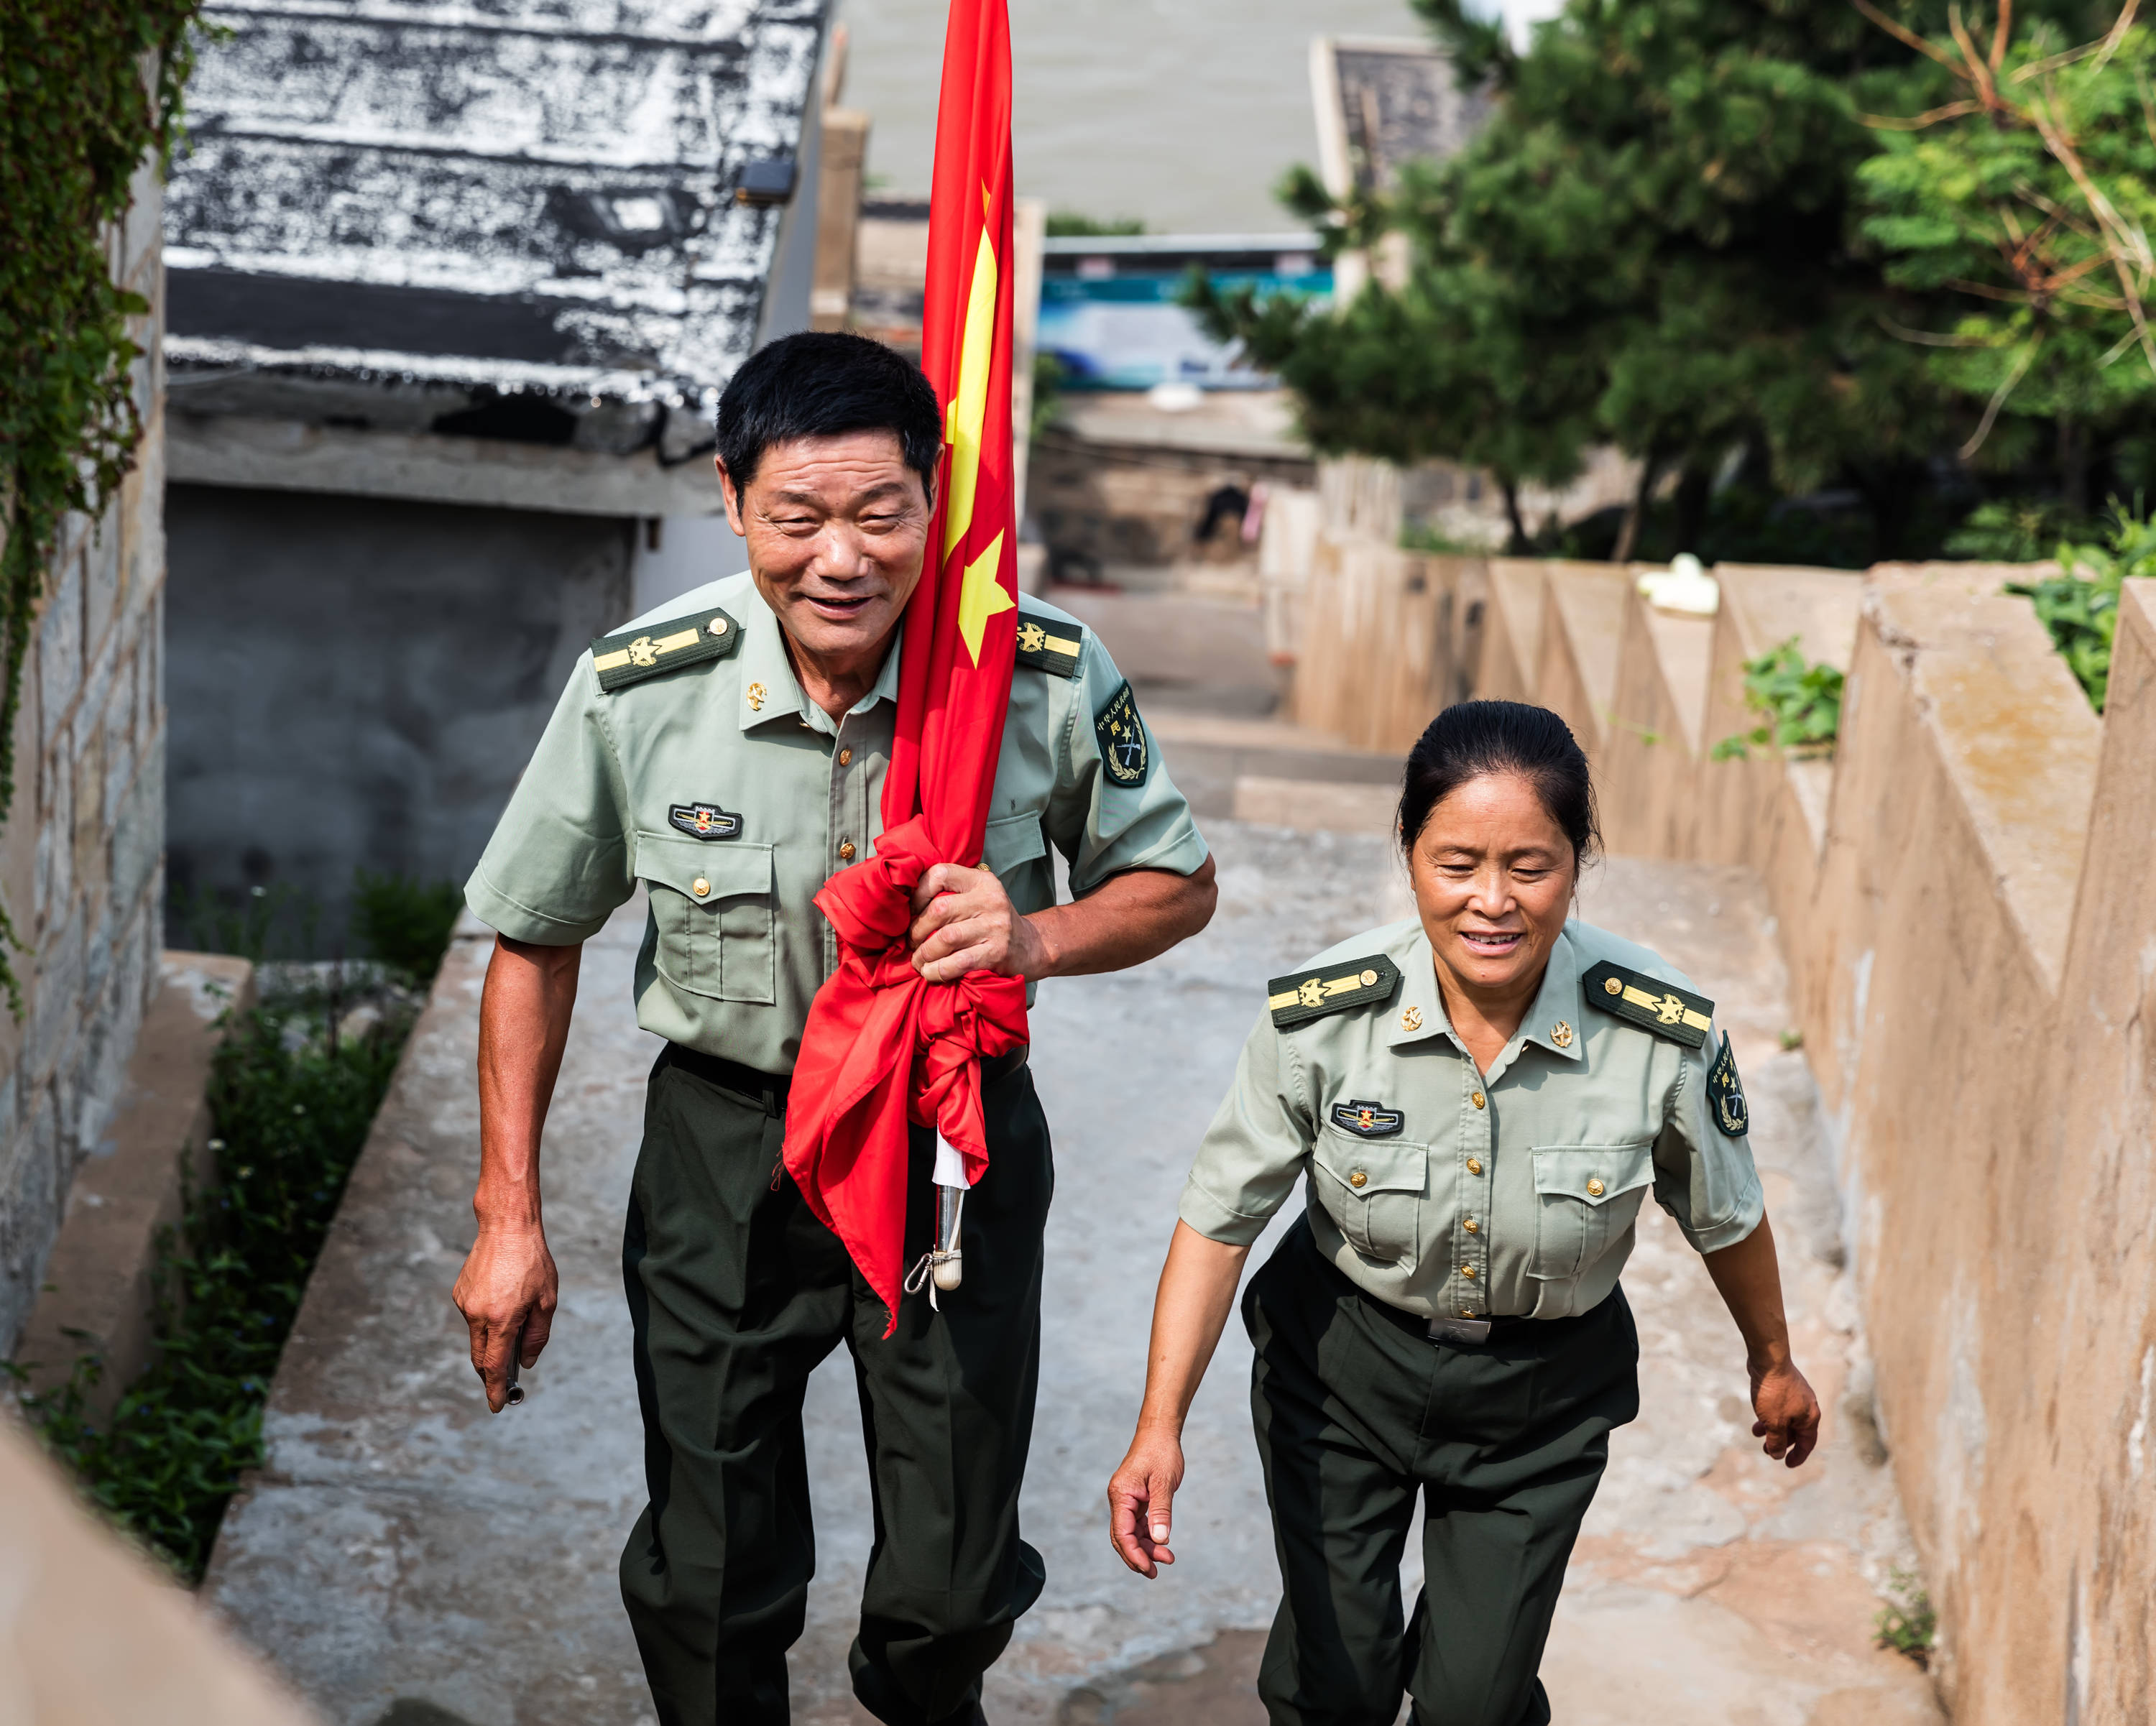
1243 1219 1639 1726
618 1045 1052 1726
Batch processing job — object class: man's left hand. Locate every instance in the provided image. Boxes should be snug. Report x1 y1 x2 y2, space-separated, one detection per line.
1750 1357 1822 1468
908 862 1051 983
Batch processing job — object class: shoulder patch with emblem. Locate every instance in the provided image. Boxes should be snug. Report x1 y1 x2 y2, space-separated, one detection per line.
1707 1032 1749 1137
1583 959 1713 1048
1014 609 1082 678
1267 954 1402 1028
1095 680 1152 788
668 801 743 841
1330 1099 1404 1139
591 605 743 693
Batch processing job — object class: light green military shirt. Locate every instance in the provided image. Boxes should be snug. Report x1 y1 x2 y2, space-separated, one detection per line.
466 570 1209 1074
1178 916 1763 1321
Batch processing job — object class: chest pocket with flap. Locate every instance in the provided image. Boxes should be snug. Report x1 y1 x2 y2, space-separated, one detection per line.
1528 1144 1654 1281
636 832 776 1005
982 808 1048 876
1311 1128 1428 1265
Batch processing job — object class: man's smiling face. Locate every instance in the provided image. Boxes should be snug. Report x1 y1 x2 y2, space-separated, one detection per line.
720 429 933 671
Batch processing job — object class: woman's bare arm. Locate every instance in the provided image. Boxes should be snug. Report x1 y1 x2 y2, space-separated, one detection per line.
1703 1210 1822 1467
1105 1221 1250 1577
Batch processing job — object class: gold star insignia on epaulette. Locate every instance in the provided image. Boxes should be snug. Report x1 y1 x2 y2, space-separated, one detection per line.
1583 961 1714 1048
1013 611 1083 677
591 606 742 693
1266 955 1402 1028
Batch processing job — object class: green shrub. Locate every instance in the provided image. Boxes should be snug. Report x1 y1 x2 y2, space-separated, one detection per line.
1946 499 2095 563
9 998 405 1579
1874 1568 1938 1668
2005 499 2156 711
1710 638 1845 761
350 869 463 987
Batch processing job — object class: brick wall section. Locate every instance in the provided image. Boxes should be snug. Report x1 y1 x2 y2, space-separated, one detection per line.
0 154 167 1349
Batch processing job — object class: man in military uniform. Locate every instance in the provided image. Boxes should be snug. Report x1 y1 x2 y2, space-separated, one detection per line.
452 331 1216 1726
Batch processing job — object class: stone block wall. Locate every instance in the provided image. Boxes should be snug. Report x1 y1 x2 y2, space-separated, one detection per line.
0 155 167 1351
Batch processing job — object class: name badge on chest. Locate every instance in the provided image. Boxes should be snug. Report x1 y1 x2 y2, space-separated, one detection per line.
668 801 743 841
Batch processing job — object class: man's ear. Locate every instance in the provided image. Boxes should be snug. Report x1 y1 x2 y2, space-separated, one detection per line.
714 456 748 536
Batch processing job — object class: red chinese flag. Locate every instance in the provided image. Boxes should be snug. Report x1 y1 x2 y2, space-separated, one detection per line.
781 0 1025 1333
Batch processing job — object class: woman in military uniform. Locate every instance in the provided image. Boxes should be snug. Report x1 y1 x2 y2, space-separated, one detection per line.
1105 699 1820 1726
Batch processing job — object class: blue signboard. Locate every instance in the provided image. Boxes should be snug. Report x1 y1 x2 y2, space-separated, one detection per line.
1038 265 1333 392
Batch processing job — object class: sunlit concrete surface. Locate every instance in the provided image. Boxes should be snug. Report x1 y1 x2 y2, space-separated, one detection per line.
202 834 1940 1726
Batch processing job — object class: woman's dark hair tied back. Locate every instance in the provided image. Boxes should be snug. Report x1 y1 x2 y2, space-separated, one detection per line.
1399 700 1599 863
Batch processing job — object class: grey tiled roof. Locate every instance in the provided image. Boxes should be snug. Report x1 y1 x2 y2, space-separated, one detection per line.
165 0 826 446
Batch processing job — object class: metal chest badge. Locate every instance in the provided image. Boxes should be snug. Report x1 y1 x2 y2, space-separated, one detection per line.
1708 1032 1749 1137
1094 680 1151 787
1330 1098 1405 1139
668 802 743 841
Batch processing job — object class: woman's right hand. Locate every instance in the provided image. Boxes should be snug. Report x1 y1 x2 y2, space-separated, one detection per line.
1107 1425 1187 1578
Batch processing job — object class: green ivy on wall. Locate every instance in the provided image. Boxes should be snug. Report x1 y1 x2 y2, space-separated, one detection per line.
0 0 204 1007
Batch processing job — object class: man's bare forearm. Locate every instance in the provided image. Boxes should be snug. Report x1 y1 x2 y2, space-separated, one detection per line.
1028 854 1217 979
475 934 583 1226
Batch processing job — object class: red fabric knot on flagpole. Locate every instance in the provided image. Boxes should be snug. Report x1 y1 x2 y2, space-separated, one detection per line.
784 816 1028 1334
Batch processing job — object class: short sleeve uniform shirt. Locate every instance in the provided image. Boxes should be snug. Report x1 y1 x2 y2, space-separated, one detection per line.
1178 917 1764 1321
466 571 1210 1074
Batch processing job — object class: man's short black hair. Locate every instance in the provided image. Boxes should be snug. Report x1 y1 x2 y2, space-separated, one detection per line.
715 331 943 492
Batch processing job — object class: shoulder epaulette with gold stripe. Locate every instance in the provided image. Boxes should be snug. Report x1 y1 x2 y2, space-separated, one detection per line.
1583 960 1713 1048
591 605 743 693
1014 609 1082 678
1266 954 1401 1028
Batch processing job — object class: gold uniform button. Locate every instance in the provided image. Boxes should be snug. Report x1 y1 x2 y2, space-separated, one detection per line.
1463 1217 1478 1234
708 617 728 636
1605 976 1623 995
1348 1170 1368 1189
1471 1092 1485 1109
1462 1264 1477 1280
1467 1158 1483 1175
1587 1178 1605 1197
691 877 711 898
839 840 857 862
839 747 853 765
1360 968 1378 986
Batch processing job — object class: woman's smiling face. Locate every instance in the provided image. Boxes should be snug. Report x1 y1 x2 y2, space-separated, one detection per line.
1407 770 1577 1000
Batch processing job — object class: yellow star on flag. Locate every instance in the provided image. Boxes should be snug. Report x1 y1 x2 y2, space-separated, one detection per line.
956 529 1013 665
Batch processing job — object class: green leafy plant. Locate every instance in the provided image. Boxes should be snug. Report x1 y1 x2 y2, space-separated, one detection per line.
1711 637 1846 760
1 1 207 1010
11 994 407 1579
1030 349 1067 442
351 869 463 988
1946 497 2096 560
1855 3 2156 506
1044 211 1146 237
1874 1566 1938 1667
170 881 321 965
2006 494 2156 708
1191 0 1993 563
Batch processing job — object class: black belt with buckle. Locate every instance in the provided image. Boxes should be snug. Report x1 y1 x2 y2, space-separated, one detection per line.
1426 1312 1542 1345
663 1042 1030 1117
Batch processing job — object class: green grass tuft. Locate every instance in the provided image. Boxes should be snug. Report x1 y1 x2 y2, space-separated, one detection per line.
10 994 409 1580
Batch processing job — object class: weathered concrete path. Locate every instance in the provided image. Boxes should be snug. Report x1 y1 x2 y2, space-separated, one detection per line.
203 827 1942 1726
